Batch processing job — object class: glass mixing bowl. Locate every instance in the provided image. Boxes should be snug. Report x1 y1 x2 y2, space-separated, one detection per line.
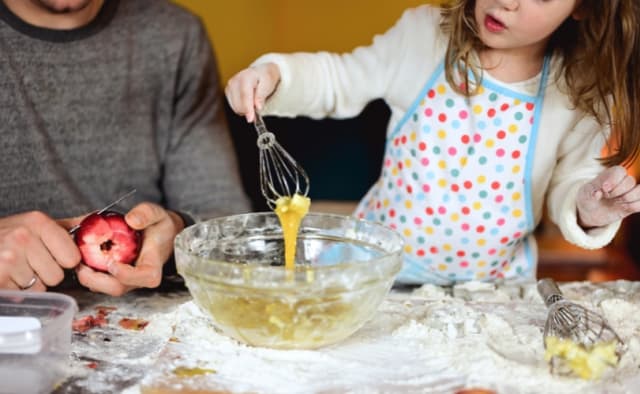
174 212 403 349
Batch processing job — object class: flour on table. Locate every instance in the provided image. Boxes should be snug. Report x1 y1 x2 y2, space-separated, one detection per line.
122 281 640 394
62 292 190 394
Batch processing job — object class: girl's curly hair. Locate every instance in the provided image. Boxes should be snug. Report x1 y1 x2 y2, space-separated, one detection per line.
440 0 640 166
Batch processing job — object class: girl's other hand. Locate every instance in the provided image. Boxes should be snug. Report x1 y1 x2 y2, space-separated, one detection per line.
225 62 281 123
576 165 640 228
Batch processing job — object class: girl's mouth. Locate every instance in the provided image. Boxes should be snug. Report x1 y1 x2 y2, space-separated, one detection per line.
484 14 506 33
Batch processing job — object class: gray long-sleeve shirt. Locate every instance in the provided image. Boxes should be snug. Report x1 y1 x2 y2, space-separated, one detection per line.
0 0 250 219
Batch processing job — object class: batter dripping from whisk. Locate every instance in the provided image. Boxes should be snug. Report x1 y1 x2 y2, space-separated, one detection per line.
274 194 310 270
253 112 311 269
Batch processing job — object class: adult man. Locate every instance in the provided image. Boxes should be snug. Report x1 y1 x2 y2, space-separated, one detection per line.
0 0 250 295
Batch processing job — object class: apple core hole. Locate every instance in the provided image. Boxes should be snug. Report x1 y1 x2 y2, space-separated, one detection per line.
100 240 114 251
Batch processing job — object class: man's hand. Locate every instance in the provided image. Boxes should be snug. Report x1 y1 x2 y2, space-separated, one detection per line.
0 211 81 291
75 202 184 296
577 165 640 229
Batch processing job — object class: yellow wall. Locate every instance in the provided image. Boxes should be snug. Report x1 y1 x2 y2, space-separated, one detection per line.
173 1 437 83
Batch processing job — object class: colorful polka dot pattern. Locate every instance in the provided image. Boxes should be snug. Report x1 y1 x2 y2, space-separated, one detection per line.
356 79 537 283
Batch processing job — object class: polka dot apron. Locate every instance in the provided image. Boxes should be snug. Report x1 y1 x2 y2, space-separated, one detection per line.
356 58 550 285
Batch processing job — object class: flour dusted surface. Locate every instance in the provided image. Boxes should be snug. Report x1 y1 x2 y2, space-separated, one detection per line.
130 281 640 394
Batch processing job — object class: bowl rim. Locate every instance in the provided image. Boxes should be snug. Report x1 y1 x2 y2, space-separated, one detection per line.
175 211 405 274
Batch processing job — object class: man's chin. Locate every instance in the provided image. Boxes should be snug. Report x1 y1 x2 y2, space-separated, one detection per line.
32 0 95 14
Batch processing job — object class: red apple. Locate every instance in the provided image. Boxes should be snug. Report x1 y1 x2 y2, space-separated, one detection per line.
75 211 142 272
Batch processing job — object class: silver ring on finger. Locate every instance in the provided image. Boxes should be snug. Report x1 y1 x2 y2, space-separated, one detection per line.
19 275 38 291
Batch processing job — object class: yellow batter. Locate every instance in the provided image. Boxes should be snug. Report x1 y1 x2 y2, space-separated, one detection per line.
544 336 619 380
274 193 311 270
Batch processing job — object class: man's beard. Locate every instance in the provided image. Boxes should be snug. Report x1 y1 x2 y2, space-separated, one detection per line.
31 0 95 14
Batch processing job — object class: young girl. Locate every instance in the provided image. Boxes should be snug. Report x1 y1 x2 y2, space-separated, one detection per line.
225 0 640 285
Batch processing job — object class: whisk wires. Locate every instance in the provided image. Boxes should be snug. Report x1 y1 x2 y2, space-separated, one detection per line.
254 112 310 209
544 300 622 348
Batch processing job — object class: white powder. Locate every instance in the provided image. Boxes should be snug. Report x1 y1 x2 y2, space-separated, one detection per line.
64 292 190 393
124 281 640 394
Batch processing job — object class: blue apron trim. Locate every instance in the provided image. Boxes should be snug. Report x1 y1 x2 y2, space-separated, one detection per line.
478 77 538 103
523 56 551 234
391 61 445 140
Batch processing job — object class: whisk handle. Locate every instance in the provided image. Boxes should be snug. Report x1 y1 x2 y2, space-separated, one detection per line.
254 112 269 135
537 278 564 307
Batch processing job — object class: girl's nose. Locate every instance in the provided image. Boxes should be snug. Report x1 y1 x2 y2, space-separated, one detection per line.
497 0 519 11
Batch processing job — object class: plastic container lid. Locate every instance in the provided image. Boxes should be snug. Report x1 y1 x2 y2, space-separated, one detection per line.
0 316 42 354
0 290 77 394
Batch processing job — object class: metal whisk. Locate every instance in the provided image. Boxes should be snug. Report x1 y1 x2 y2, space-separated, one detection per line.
253 112 310 208
537 278 624 350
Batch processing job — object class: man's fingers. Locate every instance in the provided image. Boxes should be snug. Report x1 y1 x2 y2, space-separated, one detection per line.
9 222 67 286
108 259 162 288
75 264 131 296
0 263 16 289
2 211 80 269
57 214 86 232
18 276 46 292
0 248 46 292
29 212 81 269
0 248 31 287
25 240 65 286
107 204 177 289
108 226 168 288
125 202 167 231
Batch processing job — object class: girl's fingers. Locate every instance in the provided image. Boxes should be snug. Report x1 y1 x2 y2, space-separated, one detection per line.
596 166 628 195
225 68 261 122
606 174 637 199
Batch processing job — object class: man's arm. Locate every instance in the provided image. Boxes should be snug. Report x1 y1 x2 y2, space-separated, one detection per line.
162 18 251 220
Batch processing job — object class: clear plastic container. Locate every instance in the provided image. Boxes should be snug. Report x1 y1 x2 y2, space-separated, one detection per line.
0 290 77 394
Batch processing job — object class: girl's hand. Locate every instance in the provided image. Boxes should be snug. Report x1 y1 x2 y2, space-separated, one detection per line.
225 62 281 123
75 202 185 296
576 165 640 228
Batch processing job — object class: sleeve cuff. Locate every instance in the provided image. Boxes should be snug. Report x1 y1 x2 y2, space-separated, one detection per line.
174 210 198 228
555 184 620 249
162 210 197 279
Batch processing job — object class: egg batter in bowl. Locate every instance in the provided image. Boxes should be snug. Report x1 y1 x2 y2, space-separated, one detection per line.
174 212 403 349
